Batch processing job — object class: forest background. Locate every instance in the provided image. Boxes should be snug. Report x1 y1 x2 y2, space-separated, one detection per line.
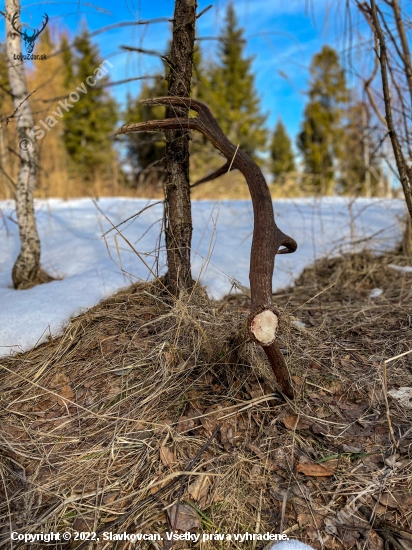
0 0 402 200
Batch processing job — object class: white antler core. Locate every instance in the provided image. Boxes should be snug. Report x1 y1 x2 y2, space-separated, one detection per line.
250 310 279 345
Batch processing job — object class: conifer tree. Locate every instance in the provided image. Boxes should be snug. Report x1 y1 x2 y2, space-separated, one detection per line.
125 76 167 189
270 118 295 182
339 101 382 196
0 42 12 198
206 1 267 158
124 45 207 190
29 28 71 196
62 30 117 181
297 45 347 194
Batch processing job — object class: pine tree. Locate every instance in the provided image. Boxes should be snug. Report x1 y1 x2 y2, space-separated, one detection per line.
62 29 117 181
206 1 267 159
297 45 347 194
270 118 295 182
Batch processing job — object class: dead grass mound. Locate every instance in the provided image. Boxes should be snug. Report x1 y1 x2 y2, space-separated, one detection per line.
1 251 412 550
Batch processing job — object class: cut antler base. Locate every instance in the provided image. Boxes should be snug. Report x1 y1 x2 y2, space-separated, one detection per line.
117 97 297 400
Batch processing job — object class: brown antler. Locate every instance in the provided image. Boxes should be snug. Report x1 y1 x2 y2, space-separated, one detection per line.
117 97 297 399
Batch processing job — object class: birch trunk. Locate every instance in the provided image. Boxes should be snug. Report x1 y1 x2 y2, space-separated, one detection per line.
5 0 50 288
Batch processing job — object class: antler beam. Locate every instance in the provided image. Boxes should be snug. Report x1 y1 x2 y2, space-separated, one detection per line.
117 97 297 399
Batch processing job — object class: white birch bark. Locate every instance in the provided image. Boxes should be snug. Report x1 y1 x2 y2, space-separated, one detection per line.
5 0 50 288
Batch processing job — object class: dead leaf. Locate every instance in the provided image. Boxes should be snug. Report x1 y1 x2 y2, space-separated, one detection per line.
283 415 312 430
73 518 90 532
106 385 121 400
1 423 27 441
379 492 412 509
57 385 75 406
176 415 195 434
220 423 233 452
160 446 176 468
292 376 303 390
270 485 294 503
33 400 53 412
366 529 384 550
103 493 118 505
296 463 335 477
311 423 330 435
376 425 389 435
167 504 200 531
200 404 222 436
297 512 313 528
188 475 211 508
50 372 70 389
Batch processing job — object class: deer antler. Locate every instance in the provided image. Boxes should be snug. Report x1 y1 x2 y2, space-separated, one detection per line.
11 12 24 36
117 97 297 399
32 13 48 39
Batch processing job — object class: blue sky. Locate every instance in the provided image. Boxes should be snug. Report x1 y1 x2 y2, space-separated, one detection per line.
2 0 371 145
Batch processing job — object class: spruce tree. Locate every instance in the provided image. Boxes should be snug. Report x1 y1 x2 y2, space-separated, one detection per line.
0 42 12 199
206 1 267 158
340 101 382 196
124 44 207 190
30 29 71 196
125 76 167 189
62 30 117 180
297 45 347 194
270 118 295 182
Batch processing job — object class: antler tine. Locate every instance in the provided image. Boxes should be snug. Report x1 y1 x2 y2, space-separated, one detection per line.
274 227 297 255
141 96 206 115
33 13 49 38
116 117 202 136
12 12 23 36
190 161 234 189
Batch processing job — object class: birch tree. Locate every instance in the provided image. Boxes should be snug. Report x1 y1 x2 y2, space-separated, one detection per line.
5 0 51 288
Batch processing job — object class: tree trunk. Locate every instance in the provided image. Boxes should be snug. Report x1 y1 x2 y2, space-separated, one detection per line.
164 0 197 296
5 0 51 289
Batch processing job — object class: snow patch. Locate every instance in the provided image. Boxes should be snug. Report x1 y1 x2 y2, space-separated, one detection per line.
370 288 383 298
388 387 412 408
267 541 315 549
0 197 405 358
388 263 412 273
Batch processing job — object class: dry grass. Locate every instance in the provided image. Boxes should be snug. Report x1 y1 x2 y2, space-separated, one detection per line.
1 249 412 550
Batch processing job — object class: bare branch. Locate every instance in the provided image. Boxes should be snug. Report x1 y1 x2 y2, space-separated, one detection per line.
2 90 36 125
391 0 412 108
369 0 412 218
120 46 163 58
197 4 213 19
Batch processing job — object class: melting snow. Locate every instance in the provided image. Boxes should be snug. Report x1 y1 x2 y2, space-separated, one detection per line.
0 197 406 357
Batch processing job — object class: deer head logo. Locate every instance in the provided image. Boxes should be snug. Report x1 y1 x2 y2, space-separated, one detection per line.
12 12 49 54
